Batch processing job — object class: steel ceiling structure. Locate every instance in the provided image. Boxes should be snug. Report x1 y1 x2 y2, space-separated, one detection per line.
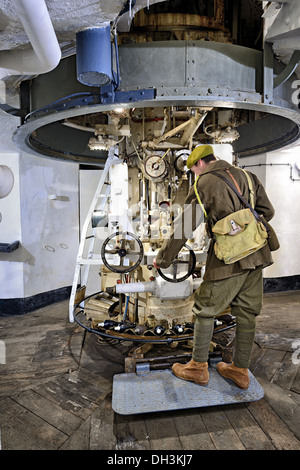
0 0 299 163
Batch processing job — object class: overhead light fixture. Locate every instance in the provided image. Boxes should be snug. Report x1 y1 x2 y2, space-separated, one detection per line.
114 106 126 114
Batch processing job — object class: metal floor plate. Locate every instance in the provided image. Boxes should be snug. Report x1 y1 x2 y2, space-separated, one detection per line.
112 364 264 415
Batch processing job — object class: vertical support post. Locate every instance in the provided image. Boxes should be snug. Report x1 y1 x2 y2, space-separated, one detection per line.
263 41 274 104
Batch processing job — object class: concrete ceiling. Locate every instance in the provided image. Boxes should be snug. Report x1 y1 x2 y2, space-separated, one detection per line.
0 1 298 77
0 1 163 53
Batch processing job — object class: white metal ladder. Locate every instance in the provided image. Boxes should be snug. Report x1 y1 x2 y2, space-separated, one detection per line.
69 148 119 322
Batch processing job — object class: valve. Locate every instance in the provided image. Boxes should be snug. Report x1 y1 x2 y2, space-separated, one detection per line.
101 231 144 273
157 244 196 283
173 324 185 335
154 325 165 336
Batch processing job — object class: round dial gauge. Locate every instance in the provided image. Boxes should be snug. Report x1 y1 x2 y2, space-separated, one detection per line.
144 155 168 179
174 153 189 173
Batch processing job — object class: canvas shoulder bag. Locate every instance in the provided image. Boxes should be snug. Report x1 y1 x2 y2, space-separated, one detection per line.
194 169 269 264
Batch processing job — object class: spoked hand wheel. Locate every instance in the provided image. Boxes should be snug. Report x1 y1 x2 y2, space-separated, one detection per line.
157 244 196 283
101 231 144 273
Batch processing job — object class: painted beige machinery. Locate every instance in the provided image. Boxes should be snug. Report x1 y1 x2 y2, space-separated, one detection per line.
97 106 207 332
71 105 235 360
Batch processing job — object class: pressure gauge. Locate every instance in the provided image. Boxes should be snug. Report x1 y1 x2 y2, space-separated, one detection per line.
174 151 189 174
144 155 168 180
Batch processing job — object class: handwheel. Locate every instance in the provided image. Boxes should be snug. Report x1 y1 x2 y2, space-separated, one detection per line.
157 244 196 283
101 231 144 273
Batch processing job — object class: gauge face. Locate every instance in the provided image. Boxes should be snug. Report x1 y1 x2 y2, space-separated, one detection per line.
174 152 189 173
144 155 168 179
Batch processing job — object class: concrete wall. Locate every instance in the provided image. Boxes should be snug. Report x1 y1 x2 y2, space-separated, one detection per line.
240 146 300 279
0 152 23 298
19 153 79 298
265 148 300 278
0 111 79 302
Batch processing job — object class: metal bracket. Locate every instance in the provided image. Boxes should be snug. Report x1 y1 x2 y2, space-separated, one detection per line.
263 42 274 104
103 84 156 105
136 363 150 375
25 85 156 122
261 2 287 19
0 104 27 117
273 50 300 88
0 241 20 253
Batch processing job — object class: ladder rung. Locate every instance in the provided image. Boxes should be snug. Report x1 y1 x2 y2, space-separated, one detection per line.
77 258 103 265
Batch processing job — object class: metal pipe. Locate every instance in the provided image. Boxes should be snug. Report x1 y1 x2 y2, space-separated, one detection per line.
0 0 61 78
115 281 156 294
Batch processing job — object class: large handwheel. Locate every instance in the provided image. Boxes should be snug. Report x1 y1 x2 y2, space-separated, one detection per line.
157 244 196 283
101 231 144 273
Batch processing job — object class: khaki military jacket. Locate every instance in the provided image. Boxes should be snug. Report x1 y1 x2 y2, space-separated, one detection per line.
155 159 275 281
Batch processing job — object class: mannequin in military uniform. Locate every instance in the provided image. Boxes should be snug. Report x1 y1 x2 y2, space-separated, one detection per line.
153 145 276 389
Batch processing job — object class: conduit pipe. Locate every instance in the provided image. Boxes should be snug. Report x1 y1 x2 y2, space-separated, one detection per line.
114 281 156 295
108 278 196 301
0 0 61 79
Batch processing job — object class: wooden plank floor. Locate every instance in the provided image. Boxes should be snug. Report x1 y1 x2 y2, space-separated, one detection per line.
0 291 299 451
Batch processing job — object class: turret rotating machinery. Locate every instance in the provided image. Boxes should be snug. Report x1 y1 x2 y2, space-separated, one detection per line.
71 106 236 369
10 0 297 409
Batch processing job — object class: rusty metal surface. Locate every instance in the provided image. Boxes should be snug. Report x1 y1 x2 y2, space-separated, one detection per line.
133 0 226 31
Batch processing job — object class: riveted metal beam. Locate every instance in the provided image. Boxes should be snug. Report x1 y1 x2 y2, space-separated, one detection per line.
12 41 300 163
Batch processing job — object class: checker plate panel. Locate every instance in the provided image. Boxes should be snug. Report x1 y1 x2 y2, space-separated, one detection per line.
112 365 264 415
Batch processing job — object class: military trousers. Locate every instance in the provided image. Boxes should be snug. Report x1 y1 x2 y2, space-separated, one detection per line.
191 266 263 368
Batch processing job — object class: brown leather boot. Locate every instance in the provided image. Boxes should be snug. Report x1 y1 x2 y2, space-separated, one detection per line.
172 359 209 385
217 362 250 389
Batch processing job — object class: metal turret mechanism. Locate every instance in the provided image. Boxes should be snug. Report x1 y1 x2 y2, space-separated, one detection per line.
71 105 236 367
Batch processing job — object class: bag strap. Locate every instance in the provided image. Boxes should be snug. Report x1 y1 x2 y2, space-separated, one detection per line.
210 170 269 231
194 168 252 216
194 176 207 218
225 168 242 194
225 168 254 209
240 169 255 208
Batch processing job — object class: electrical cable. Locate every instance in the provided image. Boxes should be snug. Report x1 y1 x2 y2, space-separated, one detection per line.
24 92 98 122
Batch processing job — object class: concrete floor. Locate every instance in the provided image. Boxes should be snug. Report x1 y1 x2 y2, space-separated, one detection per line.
0 291 299 451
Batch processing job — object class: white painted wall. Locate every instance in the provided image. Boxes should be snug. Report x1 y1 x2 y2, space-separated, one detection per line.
19 153 79 298
0 152 23 298
0 111 80 301
0 152 80 300
240 146 300 279
0 112 23 299
264 147 300 278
